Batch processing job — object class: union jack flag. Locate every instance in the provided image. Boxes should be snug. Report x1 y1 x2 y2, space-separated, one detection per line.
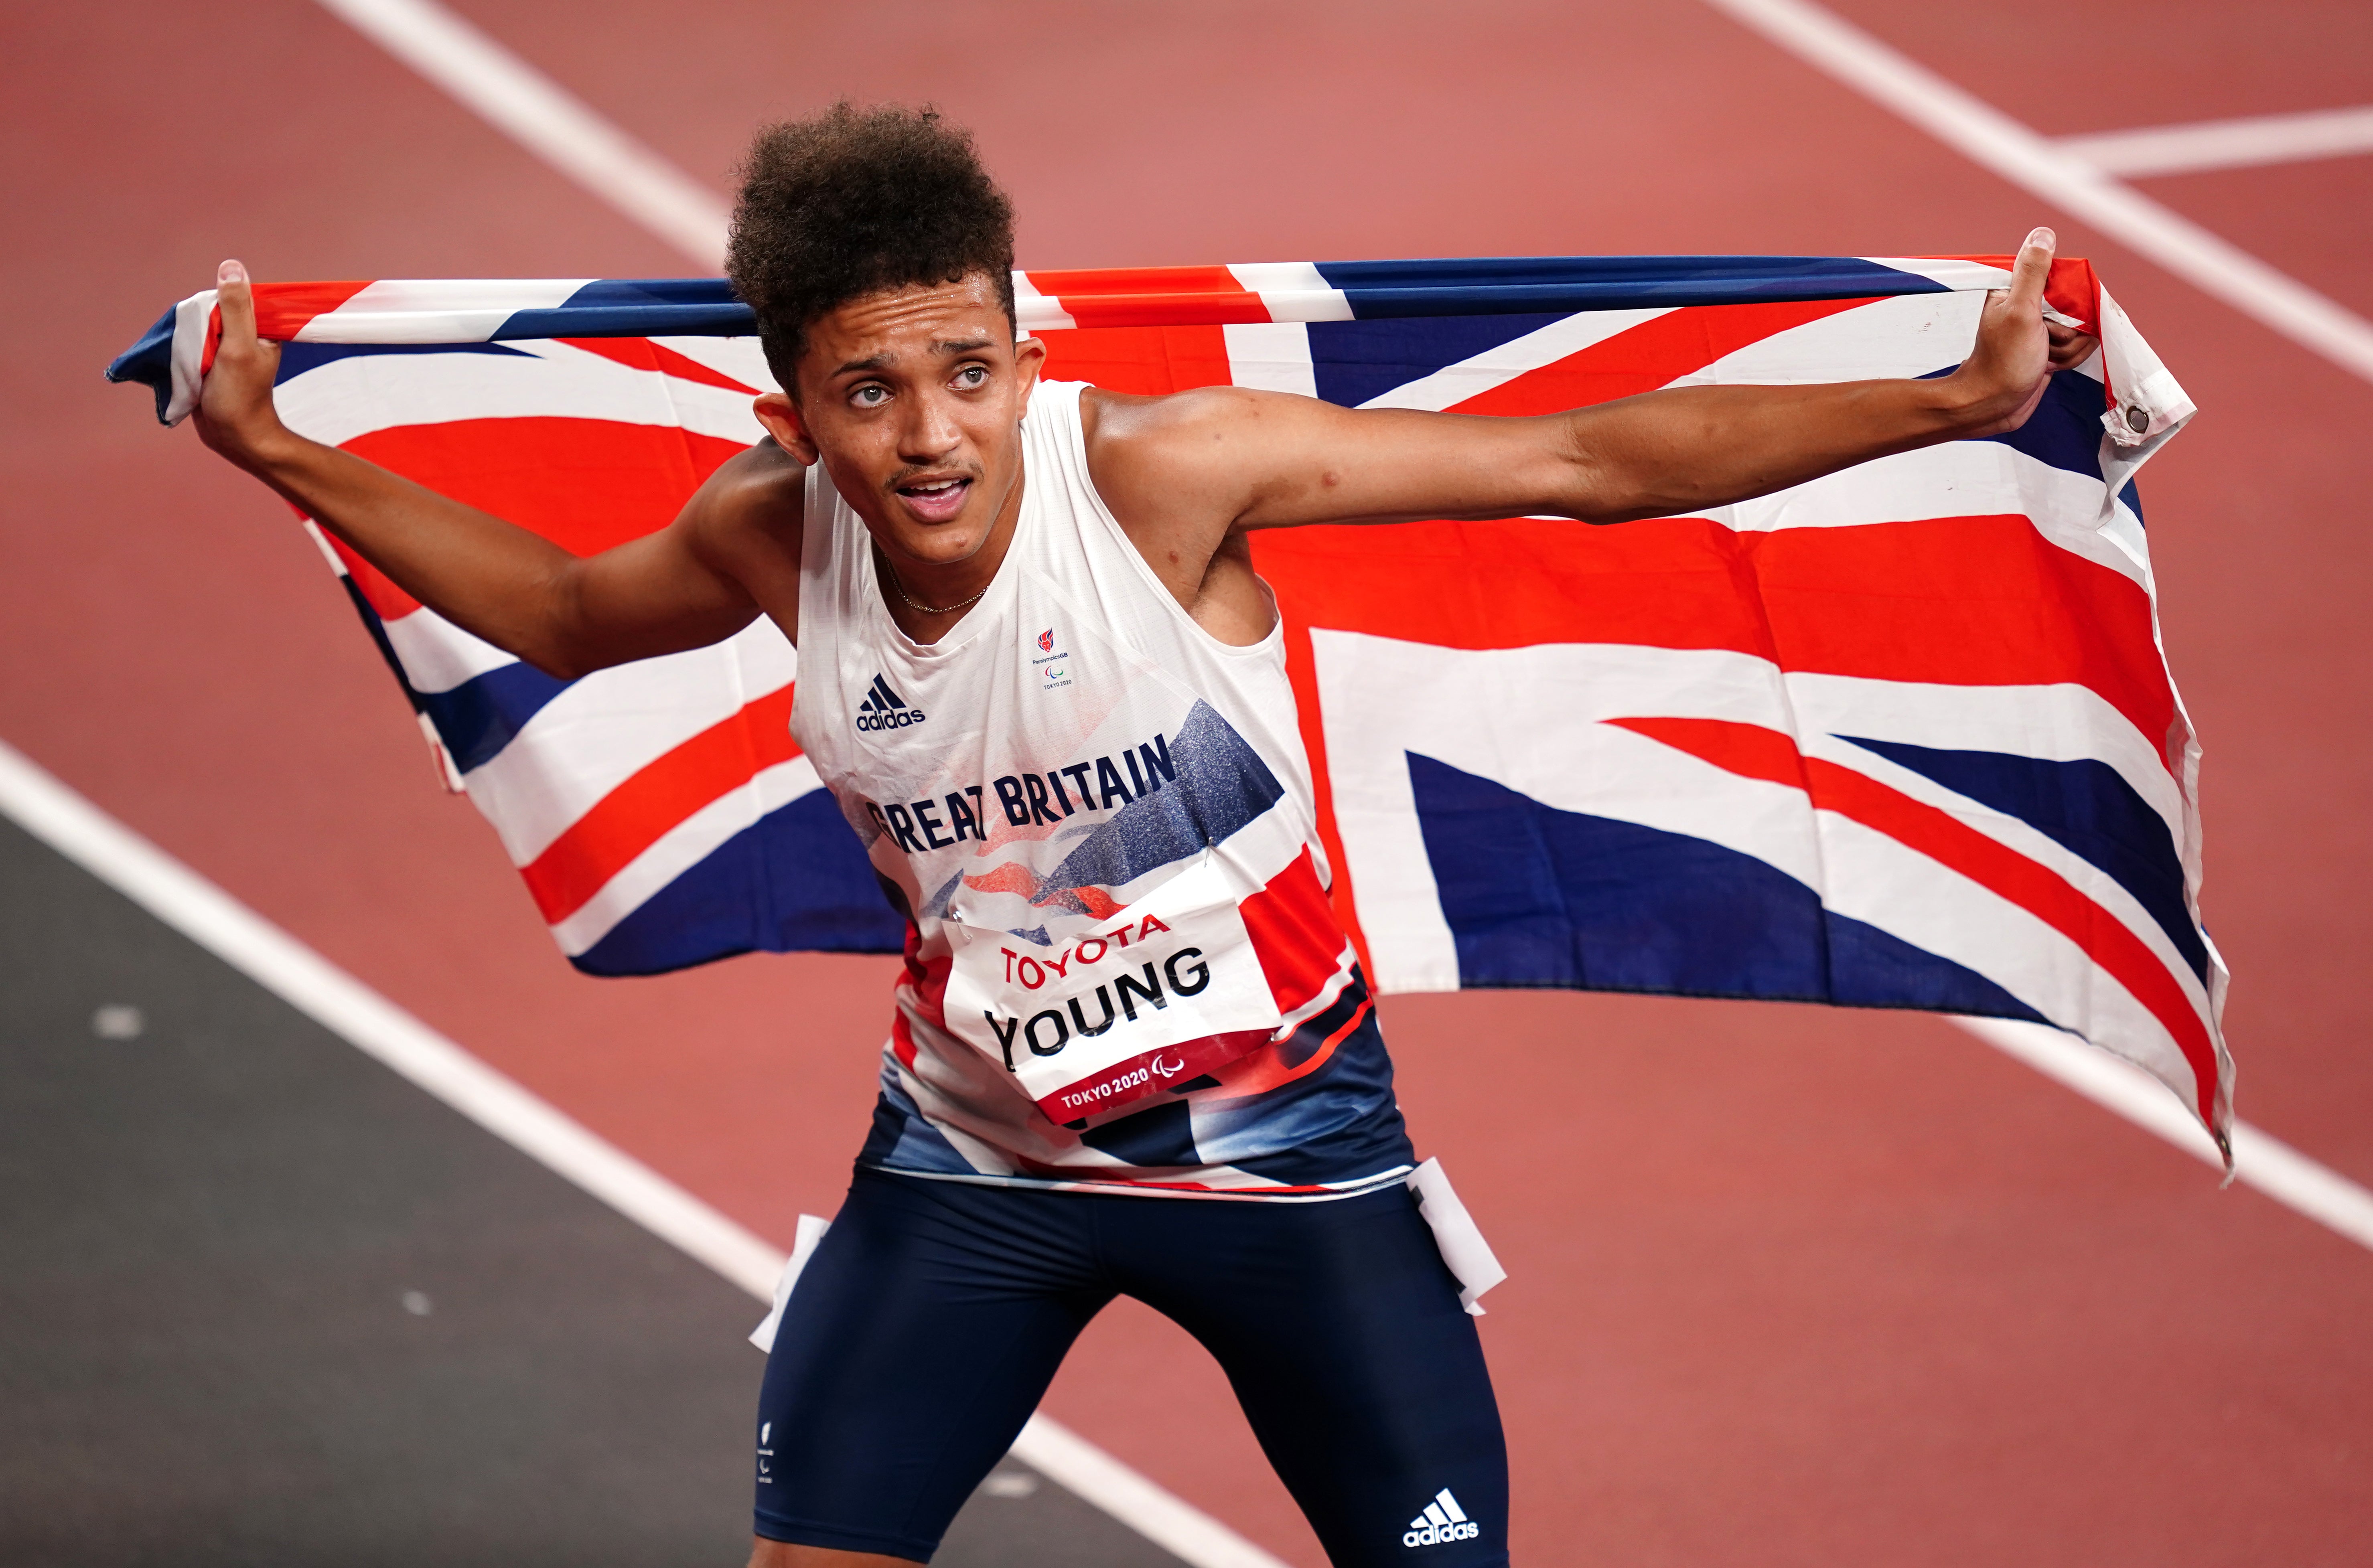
109 253 2229 1146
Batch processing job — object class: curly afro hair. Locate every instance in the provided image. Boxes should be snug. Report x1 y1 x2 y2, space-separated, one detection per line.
727 102 1017 394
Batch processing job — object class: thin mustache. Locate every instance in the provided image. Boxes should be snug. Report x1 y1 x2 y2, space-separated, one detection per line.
888 466 980 489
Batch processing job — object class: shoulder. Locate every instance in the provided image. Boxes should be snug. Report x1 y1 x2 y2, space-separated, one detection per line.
1080 382 1271 446
1072 386 1343 569
1079 383 1307 491
685 437 807 579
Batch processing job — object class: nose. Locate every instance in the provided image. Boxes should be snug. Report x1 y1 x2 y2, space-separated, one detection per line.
897 385 965 465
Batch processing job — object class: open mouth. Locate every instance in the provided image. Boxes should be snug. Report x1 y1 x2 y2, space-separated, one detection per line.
895 475 974 521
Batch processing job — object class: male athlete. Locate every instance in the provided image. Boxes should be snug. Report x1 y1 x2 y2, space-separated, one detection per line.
191 103 2095 1568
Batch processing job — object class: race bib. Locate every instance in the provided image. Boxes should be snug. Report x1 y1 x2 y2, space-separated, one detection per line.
941 857 1283 1123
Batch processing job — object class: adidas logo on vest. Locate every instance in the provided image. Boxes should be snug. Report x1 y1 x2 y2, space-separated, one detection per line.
1402 1488 1478 1548
854 673 926 732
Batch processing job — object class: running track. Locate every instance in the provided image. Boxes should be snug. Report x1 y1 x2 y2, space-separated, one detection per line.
4 2 2371 1560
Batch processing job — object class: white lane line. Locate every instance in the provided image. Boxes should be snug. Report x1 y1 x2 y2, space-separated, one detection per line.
314 0 730 268
1007 1420 1288 1568
1956 1018 2373 1254
2058 105 2373 179
0 737 1289 1568
1701 0 2373 386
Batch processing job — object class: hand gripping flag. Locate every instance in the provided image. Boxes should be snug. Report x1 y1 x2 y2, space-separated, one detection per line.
109 255 2230 1151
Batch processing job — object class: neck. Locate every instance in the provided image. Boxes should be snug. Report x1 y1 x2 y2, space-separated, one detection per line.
873 457 1027 639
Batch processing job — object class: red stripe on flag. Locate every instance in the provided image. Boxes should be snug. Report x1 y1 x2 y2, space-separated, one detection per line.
1027 266 1270 328
206 282 381 381
1036 325 1237 395
520 682 800 924
1448 297 1876 416
1253 513 2175 762
318 531 423 622
343 415 747 560
322 415 746 620
1609 715 2217 1127
253 280 376 340
553 336 760 394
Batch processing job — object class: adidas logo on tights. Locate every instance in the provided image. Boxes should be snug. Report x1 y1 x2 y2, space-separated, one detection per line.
854 673 925 732
1402 1488 1479 1548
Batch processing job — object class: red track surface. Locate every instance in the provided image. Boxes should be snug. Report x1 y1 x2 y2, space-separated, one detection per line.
6 3 2370 1560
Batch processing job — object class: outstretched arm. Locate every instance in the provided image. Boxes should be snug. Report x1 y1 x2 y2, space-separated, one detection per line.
1093 229 2096 537
193 261 794 679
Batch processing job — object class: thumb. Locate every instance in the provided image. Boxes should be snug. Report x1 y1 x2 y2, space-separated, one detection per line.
2004 226 2054 315
194 259 287 458
215 258 259 346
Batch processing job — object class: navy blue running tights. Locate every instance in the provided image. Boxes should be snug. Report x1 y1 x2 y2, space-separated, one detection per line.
754 1167 1509 1565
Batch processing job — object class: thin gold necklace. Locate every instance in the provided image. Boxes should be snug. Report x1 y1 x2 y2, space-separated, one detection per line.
876 547 988 617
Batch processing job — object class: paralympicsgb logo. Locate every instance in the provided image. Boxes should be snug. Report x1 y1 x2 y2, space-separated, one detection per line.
1403 1488 1478 1548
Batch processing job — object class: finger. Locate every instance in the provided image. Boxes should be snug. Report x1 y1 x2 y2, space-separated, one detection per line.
2048 330 2099 370
2005 226 2054 315
215 258 259 346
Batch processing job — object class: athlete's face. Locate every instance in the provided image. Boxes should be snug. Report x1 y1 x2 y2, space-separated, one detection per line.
753 273 1044 577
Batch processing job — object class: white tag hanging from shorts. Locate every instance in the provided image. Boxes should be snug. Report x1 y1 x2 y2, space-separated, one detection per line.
1407 1158 1506 1316
748 1214 832 1352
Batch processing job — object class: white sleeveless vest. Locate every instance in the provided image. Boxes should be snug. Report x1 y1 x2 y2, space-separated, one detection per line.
791 381 1410 1197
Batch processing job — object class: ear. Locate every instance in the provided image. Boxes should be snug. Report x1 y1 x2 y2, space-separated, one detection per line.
1012 334 1047 412
751 391 817 466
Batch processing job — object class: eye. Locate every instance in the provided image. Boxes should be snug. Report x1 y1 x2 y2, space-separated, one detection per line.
953 364 990 389
850 384 888 408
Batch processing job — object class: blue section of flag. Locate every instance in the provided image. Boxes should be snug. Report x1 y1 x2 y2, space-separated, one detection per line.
1313 255 1946 319
1995 370 2148 521
421 664 572 775
1980 366 2107 483
1837 737 2208 981
572 786 903 975
494 278 754 340
274 340 532 383
559 278 744 310
1923 364 2109 483
1308 313 1568 409
1925 362 2144 519
1406 752 2048 1020
339 577 569 774
105 303 180 419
